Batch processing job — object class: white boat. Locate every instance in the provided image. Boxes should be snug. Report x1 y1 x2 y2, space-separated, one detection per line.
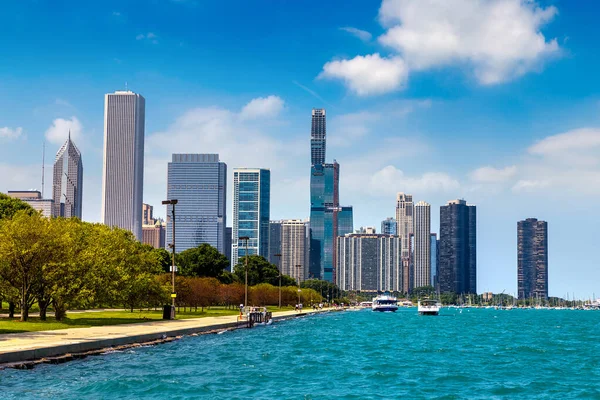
418 299 441 315
372 293 399 312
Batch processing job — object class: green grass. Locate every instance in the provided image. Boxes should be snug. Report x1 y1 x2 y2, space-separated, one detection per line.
0 307 244 334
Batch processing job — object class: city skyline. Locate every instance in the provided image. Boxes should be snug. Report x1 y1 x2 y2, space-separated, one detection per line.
2 0 600 297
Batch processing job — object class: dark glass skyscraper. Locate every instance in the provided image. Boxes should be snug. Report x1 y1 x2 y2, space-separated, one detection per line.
381 217 397 235
439 199 477 294
166 154 227 254
311 108 326 166
268 220 282 265
52 132 83 219
517 218 548 300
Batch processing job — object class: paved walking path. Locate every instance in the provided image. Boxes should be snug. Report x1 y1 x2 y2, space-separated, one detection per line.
0 308 333 365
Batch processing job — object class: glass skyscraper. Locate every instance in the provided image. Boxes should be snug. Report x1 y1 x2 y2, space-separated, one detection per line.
381 217 397 235
166 154 227 254
517 218 548 300
232 168 270 268
308 108 352 282
52 132 83 219
439 199 477 294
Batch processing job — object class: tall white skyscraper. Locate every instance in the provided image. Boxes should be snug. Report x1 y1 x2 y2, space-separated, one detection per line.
52 132 83 219
396 193 413 293
414 201 431 288
281 219 307 284
101 90 145 240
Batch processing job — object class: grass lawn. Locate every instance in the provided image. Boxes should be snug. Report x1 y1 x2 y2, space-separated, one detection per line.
0 306 297 334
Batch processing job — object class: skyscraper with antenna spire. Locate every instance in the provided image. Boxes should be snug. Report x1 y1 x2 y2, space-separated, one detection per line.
52 130 83 218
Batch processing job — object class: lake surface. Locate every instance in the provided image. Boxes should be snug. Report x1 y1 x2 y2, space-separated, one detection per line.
2 308 600 399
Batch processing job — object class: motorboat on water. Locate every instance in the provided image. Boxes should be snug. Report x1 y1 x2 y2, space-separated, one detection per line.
372 293 399 312
418 299 441 315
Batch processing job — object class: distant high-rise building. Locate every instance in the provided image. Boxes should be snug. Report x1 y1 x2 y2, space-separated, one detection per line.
269 220 282 265
142 222 165 249
517 218 548 301
439 199 477 294
166 154 227 254
101 90 145 240
281 219 307 284
142 203 154 225
225 227 232 269
414 201 431 289
7 191 54 218
337 233 402 292
310 108 326 166
430 233 438 288
338 206 354 236
356 227 376 234
396 193 413 293
232 168 270 267
52 133 83 219
381 217 397 235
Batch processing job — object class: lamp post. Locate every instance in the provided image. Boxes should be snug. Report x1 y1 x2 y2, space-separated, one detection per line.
274 253 282 308
162 199 178 319
239 236 250 308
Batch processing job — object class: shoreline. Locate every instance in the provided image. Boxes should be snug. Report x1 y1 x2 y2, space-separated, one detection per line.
0 308 337 370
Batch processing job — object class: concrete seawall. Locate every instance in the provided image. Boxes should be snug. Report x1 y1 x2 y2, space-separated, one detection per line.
0 309 334 367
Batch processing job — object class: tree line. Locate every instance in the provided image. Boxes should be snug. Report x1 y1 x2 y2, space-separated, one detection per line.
0 193 323 322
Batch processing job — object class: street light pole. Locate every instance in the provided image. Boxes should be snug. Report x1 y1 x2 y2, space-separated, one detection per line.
162 199 178 319
239 236 250 308
274 253 282 309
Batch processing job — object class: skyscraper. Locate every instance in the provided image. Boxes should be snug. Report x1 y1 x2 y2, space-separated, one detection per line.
225 227 232 269
7 191 54 218
281 219 307 284
414 201 431 289
337 233 401 292
166 154 227 254
311 108 326 166
430 233 438 288
142 203 154 225
232 168 270 267
439 199 477 294
396 193 413 293
269 220 282 265
517 218 548 300
381 217 397 235
101 90 145 240
142 222 165 249
52 133 83 219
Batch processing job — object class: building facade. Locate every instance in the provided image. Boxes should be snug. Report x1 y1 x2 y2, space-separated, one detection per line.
268 220 282 265
517 218 548 300
430 233 438 288
7 191 54 218
396 193 413 293
232 168 270 267
142 203 154 225
381 217 397 235
142 222 165 249
101 90 145 240
281 219 307 284
336 233 402 292
225 227 232 269
438 199 477 294
52 133 83 219
414 201 431 289
166 154 227 254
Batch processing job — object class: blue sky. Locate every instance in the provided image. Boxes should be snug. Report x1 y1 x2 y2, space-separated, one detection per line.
2 0 600 298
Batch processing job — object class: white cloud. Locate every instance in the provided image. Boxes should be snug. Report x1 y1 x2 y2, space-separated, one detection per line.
44 117 83 145
240 95 285 119
369 166 459 194
528 128 600 155
378 0 559 84
0 127 23 140
319 53 409 96
339 27 372 42
512 179 550 192
136 32 158 44
469 165 517 183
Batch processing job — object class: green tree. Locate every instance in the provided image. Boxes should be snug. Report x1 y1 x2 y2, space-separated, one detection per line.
233 255 297 286
154 247 173 273
0 193 34 220
176 243 229 278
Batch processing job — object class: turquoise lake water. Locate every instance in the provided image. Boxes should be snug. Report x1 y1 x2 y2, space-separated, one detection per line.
3 308 600 399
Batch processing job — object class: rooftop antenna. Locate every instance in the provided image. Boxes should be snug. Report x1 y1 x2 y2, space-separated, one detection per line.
41 141 46 198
